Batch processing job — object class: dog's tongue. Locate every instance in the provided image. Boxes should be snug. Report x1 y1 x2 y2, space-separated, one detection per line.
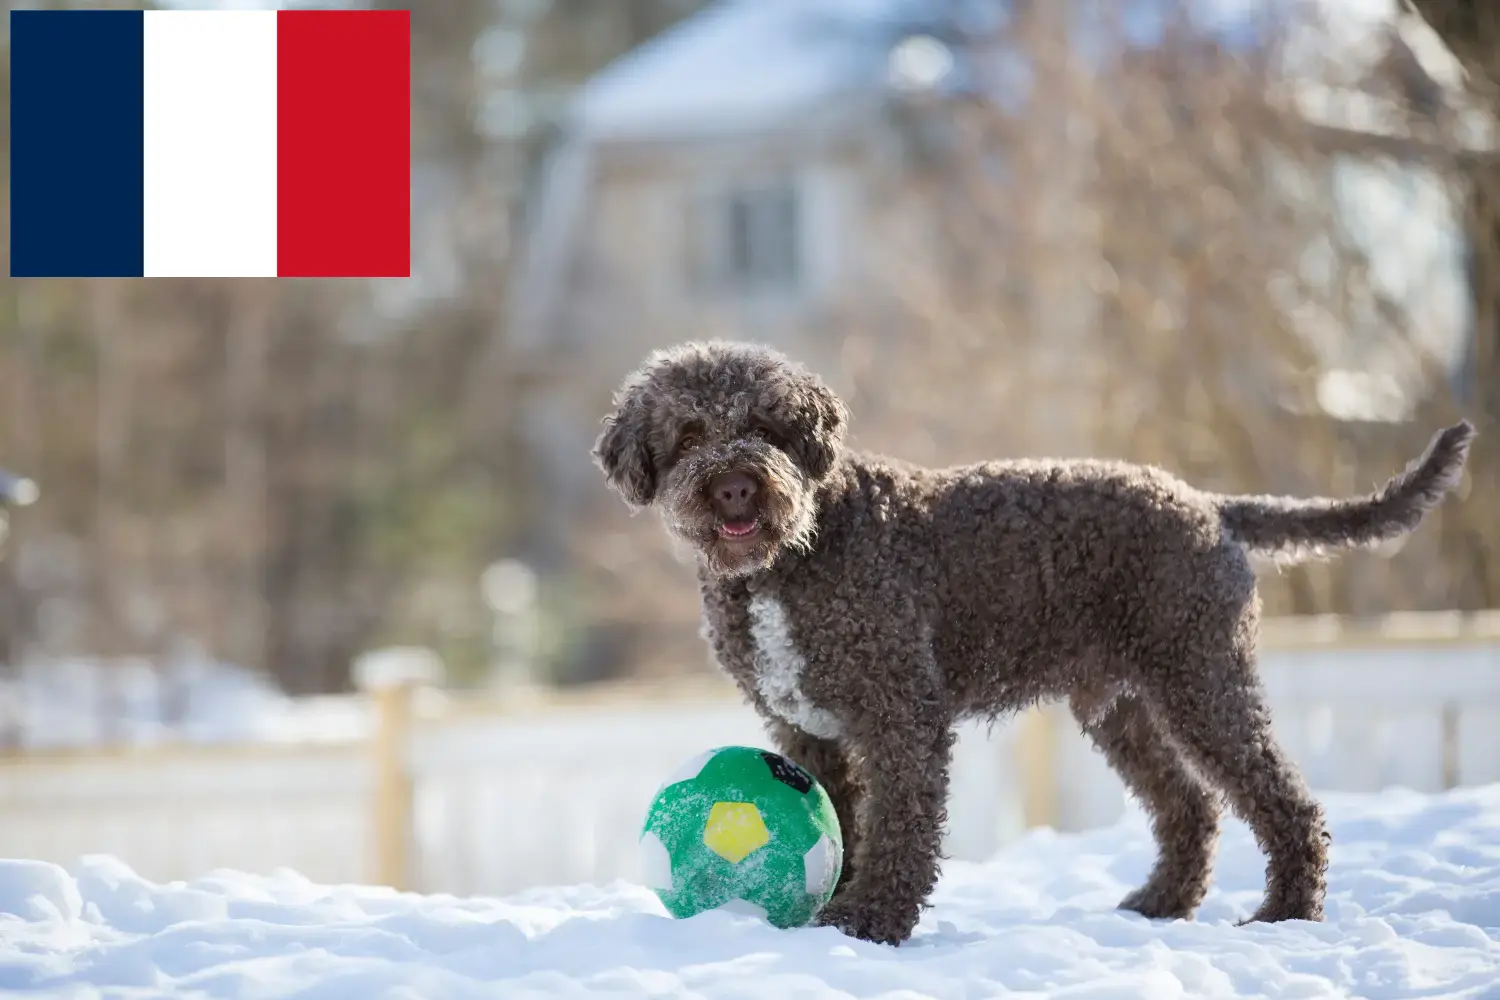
720 519 758 537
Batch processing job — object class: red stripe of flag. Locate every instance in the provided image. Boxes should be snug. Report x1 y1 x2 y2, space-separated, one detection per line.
276 9 409 278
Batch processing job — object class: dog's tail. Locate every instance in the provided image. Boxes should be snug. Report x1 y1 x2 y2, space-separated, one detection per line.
1214 420 1475 563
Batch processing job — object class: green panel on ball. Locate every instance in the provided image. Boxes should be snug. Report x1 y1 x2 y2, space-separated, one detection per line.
640 745 843 929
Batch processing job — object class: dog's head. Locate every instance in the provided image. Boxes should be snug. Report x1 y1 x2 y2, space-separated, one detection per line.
593 341 848 577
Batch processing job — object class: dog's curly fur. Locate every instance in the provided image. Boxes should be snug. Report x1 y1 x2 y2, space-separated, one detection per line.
594 340 1476 946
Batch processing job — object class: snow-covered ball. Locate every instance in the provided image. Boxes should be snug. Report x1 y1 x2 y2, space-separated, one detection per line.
639 745 843 928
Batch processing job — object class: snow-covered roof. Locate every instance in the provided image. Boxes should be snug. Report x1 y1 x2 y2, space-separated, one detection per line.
570 0 911 141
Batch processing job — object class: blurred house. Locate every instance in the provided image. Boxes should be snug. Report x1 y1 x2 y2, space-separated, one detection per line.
496 0 1486 675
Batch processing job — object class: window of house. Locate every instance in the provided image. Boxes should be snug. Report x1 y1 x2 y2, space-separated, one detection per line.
689 177 803 297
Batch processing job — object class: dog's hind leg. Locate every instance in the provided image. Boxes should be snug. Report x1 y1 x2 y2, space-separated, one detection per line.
768 719 864 896
1140 650 1329 923
1071 691 1221 919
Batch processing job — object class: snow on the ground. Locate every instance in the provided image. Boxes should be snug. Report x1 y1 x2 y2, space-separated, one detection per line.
2 785 1497 999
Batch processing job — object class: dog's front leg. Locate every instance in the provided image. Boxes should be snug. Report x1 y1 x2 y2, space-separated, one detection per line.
767 719 863 896
814 712 953 945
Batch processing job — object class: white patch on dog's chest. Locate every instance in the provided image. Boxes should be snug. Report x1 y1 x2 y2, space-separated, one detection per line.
745 594 842 740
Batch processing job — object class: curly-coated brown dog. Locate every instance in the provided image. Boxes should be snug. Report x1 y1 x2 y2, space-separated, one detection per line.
593 340 1475 945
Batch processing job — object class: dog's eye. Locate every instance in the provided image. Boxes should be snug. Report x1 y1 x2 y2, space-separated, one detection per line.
750 428 768 440
677 434 701 455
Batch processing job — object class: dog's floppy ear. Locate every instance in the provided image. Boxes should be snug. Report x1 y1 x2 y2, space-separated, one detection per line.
785 376 848 481
593 388 657 508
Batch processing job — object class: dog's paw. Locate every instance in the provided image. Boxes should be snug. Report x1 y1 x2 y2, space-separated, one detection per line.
1242 891 1325 924
814 896 917 946
1118 883 1199 921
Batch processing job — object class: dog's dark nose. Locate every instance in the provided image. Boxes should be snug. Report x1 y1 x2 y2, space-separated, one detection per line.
708 470 759 515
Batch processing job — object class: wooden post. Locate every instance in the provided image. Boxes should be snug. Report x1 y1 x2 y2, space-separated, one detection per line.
354 647 442 892
371 680 416 891
1015 705 1059 830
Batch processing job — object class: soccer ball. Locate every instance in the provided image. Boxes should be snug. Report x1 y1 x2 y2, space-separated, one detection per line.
639 744 843 928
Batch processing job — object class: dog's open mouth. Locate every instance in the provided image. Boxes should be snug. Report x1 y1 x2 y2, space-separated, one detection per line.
716 518 761 541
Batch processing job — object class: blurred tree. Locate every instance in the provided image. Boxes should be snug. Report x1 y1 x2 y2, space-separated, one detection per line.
0 0 711 701
835 0 1488 621
1403 0 1499 606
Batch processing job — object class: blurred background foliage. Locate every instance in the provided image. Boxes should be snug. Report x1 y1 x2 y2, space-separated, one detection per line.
2 0 713 694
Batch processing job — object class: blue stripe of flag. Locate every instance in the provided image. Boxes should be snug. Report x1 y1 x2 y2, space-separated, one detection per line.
10 10 145 278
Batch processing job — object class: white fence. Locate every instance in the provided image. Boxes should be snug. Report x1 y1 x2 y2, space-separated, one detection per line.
407 698 1034 896
0 612 1497 897
0 743 373 886
1047 614 1500 830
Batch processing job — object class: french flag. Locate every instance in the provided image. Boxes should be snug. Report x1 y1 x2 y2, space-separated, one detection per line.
10 9 410 278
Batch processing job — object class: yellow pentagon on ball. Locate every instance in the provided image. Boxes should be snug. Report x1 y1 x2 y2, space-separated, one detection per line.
703 801 770 863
